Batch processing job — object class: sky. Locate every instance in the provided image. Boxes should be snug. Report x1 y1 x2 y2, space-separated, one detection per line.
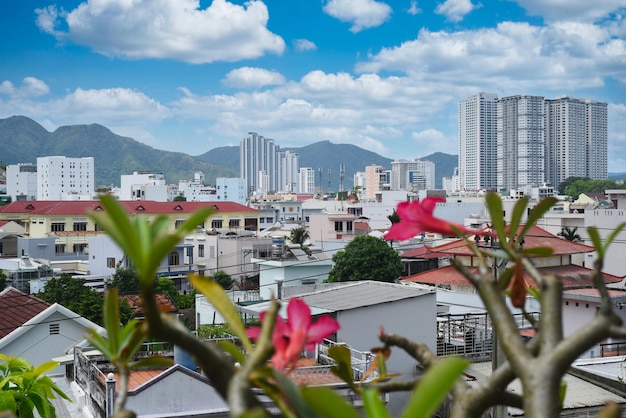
1 0 625 172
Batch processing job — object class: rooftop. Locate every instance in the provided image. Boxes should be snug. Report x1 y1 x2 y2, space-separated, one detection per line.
0 287 50 338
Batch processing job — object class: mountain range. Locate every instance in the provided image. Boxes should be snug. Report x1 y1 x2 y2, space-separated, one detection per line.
0 115 457 189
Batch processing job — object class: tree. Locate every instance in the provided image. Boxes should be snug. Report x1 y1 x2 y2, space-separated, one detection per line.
212 270 234 289
173 195 187 201
107 266 140 292
387 208 401 224
289 227 310 246
557 176 588 195
328 235 403 283
0 354 71 418
39 273 105 325
0 269 6 291
558 226 581 241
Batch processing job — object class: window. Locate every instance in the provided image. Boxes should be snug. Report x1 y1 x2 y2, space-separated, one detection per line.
55 244 66 254
198 244 205 257
229 219 240 228
73 222 87 231
175 220 185 229
73 243 88 254
211 219 223 229
107 257 116 268
169 251 180 266
51 222 65 232
334 221 342 232
346 221 353 232
49 323 60 335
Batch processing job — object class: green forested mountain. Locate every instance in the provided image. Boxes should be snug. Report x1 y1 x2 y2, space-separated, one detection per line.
1 115 459 190
0 116 237 186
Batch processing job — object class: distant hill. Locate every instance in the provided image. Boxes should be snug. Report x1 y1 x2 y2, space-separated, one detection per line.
0 116 237 186
609 172 626 181
0 115 458 191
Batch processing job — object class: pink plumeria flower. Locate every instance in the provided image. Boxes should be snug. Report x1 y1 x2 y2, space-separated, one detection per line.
385 197 491 241
247 298 340 370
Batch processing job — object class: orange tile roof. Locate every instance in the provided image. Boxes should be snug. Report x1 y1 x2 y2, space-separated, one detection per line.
403 264 623 290
103 369 164 391
120 293 178 316
402 245 452 259
0 288 51 338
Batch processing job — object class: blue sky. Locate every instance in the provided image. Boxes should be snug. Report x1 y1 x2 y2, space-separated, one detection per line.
1 0 625 172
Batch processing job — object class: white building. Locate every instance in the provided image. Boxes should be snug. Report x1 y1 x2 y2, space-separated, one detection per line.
497 95 546 192
390 159 435 191
119 171 168 201
6 163 37 201
458 92 498 192
545 96 608 186
442 167 461 194
36 156 95 200
278 150 299 193
215 178 247 205
298 167 316 194
240 132 279 196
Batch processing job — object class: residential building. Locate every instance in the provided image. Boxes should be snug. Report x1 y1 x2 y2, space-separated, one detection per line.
0 287 105 375
298 167 316 194
215 177 247 205
119 171 168 201
390 158 435 191
353 171 366 199
278 150 299 193
497 95 546 192
37 156 95 200
545 96 608 186
458 92 498 192
0 256 54 293
240 132 279 196
6 163 37 201
364 164 388 199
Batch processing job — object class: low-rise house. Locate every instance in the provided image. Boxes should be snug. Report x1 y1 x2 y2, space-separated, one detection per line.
0 287 105 375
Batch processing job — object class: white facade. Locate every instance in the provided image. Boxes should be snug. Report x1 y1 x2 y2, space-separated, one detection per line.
36 156 94 200
442 167 461 193
181 184 218 202
120 171 168 201
6 163 37 201
278 150 299 193
458 92 498 192
298 167 316 194
240 132 279 196
390 159 435 191
497 95 546 192
215 177 247 205
545 96 608 186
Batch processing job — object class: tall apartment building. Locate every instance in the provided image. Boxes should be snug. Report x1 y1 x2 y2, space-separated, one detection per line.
278 150 299 193
240 132 299 196
497 95 546 192
545 96 608 186
458 92 498 191
36 156 94 200
298 167 316 194
390 159 435 191
240 132 279 195
6 163 37 201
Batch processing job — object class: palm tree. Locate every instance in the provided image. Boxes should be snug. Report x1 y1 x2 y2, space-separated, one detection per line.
558 226 581 241
290 227 310 246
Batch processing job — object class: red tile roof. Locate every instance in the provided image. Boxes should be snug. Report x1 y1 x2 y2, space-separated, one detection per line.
402 245 452 259
433 225 594 257
0 200 258 216
403 264 623 290
0 288 51 338
120 293 178 317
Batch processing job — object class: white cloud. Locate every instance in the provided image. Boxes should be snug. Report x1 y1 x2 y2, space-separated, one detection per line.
323 0 393 33
512 0 626 22
407 1 422 15
435 0 477 23
356 21 625 92
0 77 50 98
222 67 286 89
35 0 285 63
293 39 317 52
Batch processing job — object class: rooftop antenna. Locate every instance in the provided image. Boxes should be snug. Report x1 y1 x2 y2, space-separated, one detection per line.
327 168 332 194
339 164 345 193
318 168 323 195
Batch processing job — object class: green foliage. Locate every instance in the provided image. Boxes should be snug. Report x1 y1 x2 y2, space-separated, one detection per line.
107 267 140 293
387 209 401 224
0 354 71 418
39 273 105 325
328 235 403 283
558 176 626 200
558 226 581 241
289 227 310 246
212 270 234 290
0 269 6 291
173 290 196 309
173 195 187 201
197 324 234 340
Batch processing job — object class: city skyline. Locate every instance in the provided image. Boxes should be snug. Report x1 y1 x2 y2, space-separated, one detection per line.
1 1 625 171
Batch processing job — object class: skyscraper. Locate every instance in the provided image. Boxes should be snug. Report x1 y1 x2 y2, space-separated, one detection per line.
497 95 545 192
458 92 498 191
278 150 299 193
298 167 315 194
545 96 607 186
240 132 278 195
390 159 436 191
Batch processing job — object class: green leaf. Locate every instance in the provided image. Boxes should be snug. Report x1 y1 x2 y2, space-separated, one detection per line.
130 356 174 370
217 340 246 365
189 274 252 352
32 361 59 377
273 370 318 418
508 196 529 241
85 328 114 360
401 357 467 418
587 227 604 256
559 380 567 408
302 386 361 418
362 387 391 418
519 197 558 240
328 345 358 391
485 193 507 244
0 391 17 413
497 265 515 290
